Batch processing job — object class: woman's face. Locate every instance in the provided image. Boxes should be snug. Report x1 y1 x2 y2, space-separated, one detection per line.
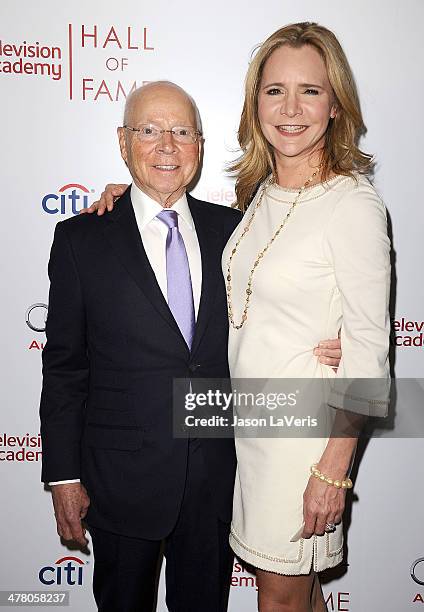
258 44 337 169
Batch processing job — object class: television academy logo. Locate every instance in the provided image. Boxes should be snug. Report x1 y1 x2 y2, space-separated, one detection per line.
391 317 424 347
68 24 154 102
0 432 41 462
39 556 87 586
1 24 156 102
42 183 94 215
205 187 235 205
0 39 62 81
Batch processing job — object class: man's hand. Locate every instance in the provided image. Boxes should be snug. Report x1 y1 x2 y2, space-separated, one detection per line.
51 483 90 547
313 337 342 369
80 183 128 215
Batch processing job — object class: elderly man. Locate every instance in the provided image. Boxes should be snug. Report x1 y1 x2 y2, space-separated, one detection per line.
40 81 341 612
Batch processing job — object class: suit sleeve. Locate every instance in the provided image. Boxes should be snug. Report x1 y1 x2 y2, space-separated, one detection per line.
40 222 89 482
323 182 391 416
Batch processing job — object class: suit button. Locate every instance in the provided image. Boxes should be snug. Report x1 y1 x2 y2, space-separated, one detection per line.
189 363 200 373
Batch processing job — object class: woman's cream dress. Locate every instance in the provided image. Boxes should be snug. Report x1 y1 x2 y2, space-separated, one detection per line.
222 174 390 574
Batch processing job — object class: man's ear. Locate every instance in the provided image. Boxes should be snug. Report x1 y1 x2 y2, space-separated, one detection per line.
117 127 128 163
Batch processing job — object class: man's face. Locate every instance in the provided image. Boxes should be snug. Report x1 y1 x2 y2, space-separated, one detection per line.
118 85 202 206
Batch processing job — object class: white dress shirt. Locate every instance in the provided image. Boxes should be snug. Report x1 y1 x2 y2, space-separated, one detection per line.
130 183 202 315
49 184 202 485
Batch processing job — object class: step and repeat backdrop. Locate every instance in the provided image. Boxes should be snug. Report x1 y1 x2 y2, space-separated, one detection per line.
1 0 423 610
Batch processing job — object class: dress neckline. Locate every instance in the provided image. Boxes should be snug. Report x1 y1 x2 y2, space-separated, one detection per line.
266 174 349 204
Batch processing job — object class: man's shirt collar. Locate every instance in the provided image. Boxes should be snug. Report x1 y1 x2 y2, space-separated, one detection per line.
130 183 194 231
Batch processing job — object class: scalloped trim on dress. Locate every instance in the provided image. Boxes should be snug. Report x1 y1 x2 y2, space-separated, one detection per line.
230 526 304 564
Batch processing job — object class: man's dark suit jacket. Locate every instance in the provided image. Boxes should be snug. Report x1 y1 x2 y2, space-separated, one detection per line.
40 187 242 539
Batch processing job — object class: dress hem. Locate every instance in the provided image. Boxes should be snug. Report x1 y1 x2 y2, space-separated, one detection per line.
229 528 343 576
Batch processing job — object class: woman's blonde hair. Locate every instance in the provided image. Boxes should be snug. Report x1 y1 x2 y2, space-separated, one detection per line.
230 22 373 211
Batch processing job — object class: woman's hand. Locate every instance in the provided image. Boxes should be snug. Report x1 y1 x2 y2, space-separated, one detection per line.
301 475 346 538
313 337 342 370
80 183 128 215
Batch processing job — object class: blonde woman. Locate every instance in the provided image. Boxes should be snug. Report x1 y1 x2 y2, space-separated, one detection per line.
221 22 390 610
90 22 390 611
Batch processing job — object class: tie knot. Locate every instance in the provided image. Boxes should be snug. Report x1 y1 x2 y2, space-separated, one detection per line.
157 209 178 230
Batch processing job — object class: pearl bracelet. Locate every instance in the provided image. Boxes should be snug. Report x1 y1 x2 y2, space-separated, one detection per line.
310 464 353 489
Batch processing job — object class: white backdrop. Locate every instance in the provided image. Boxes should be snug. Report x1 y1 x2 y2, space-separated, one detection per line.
1 1 424 610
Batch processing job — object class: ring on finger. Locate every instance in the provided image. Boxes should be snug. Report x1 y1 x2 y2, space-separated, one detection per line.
325 522 336 532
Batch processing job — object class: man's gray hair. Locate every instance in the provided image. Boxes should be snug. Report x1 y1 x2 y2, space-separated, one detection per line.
123 81 202 133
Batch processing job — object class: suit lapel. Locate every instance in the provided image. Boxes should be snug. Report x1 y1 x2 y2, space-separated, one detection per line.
102 188 188 351
188 194 223 357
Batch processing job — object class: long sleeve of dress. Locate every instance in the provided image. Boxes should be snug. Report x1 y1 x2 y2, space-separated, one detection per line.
323 178 391 416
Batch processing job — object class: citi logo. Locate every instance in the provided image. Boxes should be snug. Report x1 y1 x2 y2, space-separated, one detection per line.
42 183 94 215
39 556 87 586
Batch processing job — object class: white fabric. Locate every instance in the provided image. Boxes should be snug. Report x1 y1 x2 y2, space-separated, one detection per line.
130 183 202 316
49 479 80 485
222 174 391 574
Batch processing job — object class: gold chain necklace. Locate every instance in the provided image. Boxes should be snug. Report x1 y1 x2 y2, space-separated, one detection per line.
226 165 323 330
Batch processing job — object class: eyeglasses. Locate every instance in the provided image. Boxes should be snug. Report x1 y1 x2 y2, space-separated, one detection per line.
123 124 202 144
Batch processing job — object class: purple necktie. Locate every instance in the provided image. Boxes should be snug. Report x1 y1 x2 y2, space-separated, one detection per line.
157 210 195 349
